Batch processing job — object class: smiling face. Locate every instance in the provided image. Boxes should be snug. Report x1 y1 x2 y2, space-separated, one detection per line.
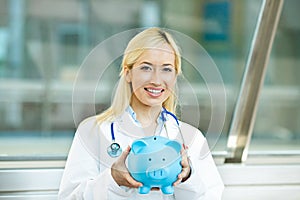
125 45 177 110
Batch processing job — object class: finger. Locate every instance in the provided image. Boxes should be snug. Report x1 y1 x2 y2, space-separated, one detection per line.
118 146 131 162
180 148 185 155
173 177 182 186
182 144 189 150
112 146 131 172
180 151 189 165
179 168 189 179
125 145 131 153
173 159 190 187
173 170 185 186
126 174 143 188
181 158 189 168
181 148 188 157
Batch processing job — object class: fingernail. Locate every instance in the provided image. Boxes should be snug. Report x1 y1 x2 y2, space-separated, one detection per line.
126 146 131 152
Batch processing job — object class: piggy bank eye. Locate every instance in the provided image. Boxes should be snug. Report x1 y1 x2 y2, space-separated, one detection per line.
148 158 152 161
162 158 166 161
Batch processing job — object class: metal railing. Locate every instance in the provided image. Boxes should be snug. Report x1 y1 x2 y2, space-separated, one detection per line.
225 0 284 163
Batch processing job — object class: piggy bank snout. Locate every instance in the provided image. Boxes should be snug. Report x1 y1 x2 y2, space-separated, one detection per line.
147 168 167 180
127 136 182 195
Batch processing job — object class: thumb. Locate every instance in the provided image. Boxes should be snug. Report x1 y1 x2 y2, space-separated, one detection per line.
119 146 131 161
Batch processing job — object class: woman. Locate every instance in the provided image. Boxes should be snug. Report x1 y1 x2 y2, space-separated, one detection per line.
58 27 224 200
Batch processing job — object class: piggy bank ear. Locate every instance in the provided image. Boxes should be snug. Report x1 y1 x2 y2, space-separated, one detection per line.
131 140 147 154
165 140 181 153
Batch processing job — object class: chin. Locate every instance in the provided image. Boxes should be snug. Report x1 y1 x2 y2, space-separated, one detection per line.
143 99 166 108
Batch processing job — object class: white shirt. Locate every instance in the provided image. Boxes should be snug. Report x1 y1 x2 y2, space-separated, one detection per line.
58 109 224 200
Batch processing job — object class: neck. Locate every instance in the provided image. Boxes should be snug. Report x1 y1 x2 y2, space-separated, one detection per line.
130 104 161 129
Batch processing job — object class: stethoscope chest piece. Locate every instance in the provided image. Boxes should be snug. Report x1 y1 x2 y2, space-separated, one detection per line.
107 108 183 158
107 142 122 157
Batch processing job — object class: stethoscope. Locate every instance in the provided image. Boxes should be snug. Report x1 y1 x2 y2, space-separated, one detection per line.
107 108 185 158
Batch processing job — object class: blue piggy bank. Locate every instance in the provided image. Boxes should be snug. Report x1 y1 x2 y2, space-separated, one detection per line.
127 136 182 194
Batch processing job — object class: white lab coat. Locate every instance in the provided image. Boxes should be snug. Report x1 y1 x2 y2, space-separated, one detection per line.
58 110 224 200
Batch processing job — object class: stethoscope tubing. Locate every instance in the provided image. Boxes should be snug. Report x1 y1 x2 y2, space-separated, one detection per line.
107 108 185 157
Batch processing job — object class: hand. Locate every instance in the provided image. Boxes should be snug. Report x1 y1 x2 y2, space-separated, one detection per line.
111 146 143 188
173 146 191 186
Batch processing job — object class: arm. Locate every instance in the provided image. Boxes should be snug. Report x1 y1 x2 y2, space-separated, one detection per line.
58 119 136 200
174 127 224 200
58 133 106 199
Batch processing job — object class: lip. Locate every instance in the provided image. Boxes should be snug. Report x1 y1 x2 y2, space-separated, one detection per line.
144 87 165 97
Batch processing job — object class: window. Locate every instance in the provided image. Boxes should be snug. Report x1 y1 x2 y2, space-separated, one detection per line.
249 0 300 154
3 0 297 168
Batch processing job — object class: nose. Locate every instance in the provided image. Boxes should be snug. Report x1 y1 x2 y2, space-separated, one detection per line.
147 168 167 180
150 68 162 86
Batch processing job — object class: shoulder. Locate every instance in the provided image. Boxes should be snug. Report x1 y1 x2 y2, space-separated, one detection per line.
77 115 110 131
74 116 98 139
75 116 105 141
74 116 105 161
78 116 98 128
76 116 114 144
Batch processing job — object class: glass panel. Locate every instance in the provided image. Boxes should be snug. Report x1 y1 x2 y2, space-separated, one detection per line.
250 0 300 152
0 0 262 161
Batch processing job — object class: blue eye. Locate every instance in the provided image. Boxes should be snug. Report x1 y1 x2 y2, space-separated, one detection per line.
162 67 173 72
140 65 152 71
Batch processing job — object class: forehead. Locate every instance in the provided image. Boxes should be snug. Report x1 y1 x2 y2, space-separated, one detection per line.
135 45 175 65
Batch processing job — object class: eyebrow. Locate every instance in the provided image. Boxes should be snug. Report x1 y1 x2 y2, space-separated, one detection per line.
140 61 153 66
140 61 174 67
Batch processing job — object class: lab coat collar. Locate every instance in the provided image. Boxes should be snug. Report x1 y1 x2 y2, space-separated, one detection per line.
125 106 165 126
114 107 179 139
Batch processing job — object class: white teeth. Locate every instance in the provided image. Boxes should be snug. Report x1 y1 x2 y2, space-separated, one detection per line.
146 88 162 94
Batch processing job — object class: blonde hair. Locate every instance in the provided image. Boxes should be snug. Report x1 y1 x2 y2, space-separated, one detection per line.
96 27 182 123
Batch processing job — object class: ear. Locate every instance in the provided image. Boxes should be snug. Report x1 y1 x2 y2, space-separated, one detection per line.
165 140 181 153
131 140 147 154
124 66 132 83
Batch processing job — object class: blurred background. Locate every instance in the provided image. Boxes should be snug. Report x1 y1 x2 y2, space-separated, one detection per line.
0 0 299 162
1 0 300 199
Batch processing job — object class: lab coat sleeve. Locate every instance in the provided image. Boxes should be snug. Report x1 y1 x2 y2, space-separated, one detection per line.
174 128 224 200
58 119 135 200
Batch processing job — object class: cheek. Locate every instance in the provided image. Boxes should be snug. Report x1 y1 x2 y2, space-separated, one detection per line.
165 76 177 89
131 72 151 89
131 76 146 92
